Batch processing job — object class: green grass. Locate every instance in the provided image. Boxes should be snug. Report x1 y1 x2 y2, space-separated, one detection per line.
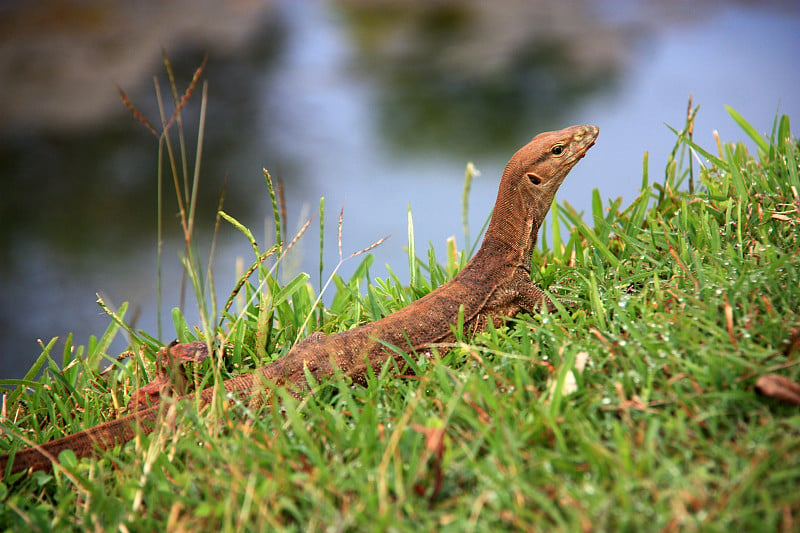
1 67 799 530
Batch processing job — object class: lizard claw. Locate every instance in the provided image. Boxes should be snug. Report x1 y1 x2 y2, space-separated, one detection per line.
554 297 577 311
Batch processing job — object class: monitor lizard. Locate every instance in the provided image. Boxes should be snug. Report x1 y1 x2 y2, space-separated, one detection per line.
0 124 599 475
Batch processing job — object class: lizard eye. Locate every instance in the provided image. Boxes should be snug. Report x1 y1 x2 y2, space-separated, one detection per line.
551 145 564 155
526 172 541 185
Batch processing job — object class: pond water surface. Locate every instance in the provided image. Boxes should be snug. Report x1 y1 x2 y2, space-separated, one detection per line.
1 0 798 379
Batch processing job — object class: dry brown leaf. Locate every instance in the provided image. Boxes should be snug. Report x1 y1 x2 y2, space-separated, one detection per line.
755 374 800 406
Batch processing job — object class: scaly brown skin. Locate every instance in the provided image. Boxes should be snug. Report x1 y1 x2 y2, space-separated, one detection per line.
0 124 599 475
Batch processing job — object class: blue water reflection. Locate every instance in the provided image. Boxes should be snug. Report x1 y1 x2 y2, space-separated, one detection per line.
0 0 798 378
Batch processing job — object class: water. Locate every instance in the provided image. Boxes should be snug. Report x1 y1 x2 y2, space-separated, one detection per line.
1 0 798 379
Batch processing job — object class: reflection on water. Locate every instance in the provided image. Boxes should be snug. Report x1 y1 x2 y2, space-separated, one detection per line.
0 0 798 379
339 1 622 155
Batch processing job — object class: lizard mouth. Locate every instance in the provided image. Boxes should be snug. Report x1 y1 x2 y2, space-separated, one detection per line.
578 126 599 154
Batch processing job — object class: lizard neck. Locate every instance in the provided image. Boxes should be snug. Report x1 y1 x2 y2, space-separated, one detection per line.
478 160 549 271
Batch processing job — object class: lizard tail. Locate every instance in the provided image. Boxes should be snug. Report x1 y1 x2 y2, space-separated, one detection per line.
1 406 161 475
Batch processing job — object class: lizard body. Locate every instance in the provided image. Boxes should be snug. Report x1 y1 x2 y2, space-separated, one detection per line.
1 124 598 475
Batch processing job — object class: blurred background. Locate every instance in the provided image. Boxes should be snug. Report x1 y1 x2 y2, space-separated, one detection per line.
1 0 799 379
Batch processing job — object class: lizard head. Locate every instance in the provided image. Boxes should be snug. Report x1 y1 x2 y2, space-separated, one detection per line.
484 124 599 267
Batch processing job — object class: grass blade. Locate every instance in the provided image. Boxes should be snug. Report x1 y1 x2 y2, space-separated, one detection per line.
726 105 769 153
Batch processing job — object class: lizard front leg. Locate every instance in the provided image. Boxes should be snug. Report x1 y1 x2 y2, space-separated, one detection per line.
506 269 555 314
509 268 578 315
468 271 550 334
